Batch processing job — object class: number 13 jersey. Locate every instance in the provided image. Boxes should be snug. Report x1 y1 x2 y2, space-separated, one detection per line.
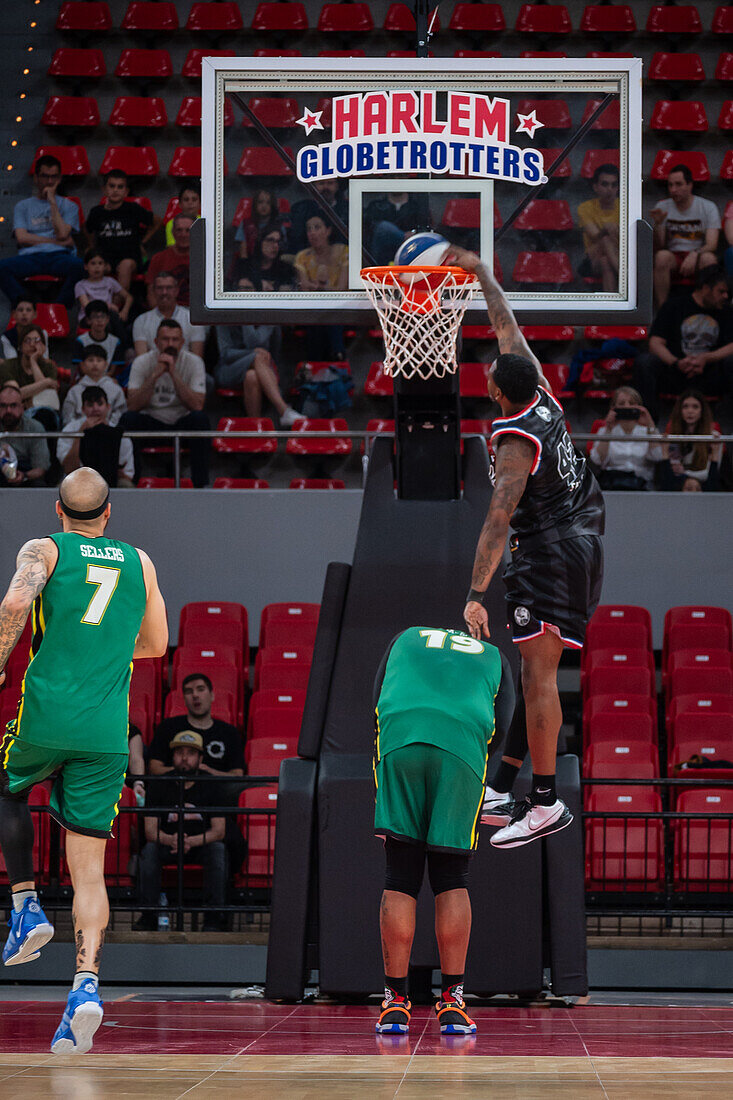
489 387 605 541
16 532 147 754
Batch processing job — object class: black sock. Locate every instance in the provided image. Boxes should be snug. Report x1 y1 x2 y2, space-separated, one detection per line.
531 774 556 806
441 973 464 999
493 760 521 795
384 975 407 1000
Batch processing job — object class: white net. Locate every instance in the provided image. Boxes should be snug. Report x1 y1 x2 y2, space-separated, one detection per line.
361 266 478 381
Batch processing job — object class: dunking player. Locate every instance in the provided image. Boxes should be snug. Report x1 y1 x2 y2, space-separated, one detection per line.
0 468 167 1053
448 248 605 849
373 626 514 1035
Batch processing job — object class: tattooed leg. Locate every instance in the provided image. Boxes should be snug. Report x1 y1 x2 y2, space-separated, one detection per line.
66 832 108 976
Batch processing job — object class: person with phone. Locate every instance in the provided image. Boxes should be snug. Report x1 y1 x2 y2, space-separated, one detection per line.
589 386 663 490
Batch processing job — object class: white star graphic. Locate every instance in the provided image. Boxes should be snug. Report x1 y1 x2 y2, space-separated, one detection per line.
515 110 544 140
296 109 324 136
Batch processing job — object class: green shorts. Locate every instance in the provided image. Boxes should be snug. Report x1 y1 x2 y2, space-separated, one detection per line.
374 743 485 853
1 723 127 839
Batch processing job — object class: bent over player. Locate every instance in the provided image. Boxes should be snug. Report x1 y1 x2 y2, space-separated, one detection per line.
0 467 168 1054
373 626 514 1035
449 247 605 849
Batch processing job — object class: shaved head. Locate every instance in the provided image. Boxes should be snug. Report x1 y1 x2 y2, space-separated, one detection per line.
56 468 111 533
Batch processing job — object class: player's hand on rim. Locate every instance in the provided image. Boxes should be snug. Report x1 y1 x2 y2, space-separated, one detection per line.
464 601 490 641
444 246 482 274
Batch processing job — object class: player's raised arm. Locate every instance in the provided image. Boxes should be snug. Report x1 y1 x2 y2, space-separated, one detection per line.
445 247 549 389
464 437 535 641
0 538 58 684
133 549 168 659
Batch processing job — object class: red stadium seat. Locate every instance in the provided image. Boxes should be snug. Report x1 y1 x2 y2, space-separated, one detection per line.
213 478 270 489
362 420 395 457
520 51 567 58
584 648 656 693
650 100 708 132
585 742 659 783
666 621 732 668
670 712 733 761
586 51 634 59
651 150 710 182
459 362 491 398
15 303 71 339
172 653 243 694
523 325 574 342
540 363 573 401
587 665 656 699
585 712 657 749
649 53 705 82
318 3 373 32
137 478 193 488
646 5 702 34
242 97 301 129
584 326 648 342
104 786 137 886
514 199 573 231
386 3 440 31
450 3 505 31
581 99 621 130
714 6 733 34
580 149 620 179
254 48 304 57
441 197 481 228
516 99 571 130
289 478 345 489
237 147 294 176
536 149 572 178
580 5 635 34
586 789 664 891
667 650 733 685
168 147 202 178
260 603 320 636
130 659 161 724
49 48 106 79
129 696 152 744
182 49 236 78
213 417 277 456
42 96 100 129
231 196 290 226
99 146 159 177
176 97 234 129
665 605 733 642
165 688 237 726
31 146 90 177
236 786 279 886
668 693 733 737
249 708 302 747
252 2 308 31
256 655 313 693
248 688 306 737
454 50 502 58
674 789 733 891
317 49 367 57
187 2 243 31
364 362 394 398
122 2 179 32
115 48 173 80
260 618 318 650
585 693 658 727
516 4 572 33
172 643 243 676
285 419 352 458
57 2 112 32
109 96 167 129
512 252 574 285
179 602 248 649
246 736 299 768
720 151 733 180
716 52 733 81
718 101 733 130
668 667 733 702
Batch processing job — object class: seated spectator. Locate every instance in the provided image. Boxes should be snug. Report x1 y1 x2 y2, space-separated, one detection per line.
165 183 200 247
120 319 209 487
128 723 145 804
0 296 49 360
659 389 723 492
145 215 194 307
62 345 126 425
216 280 299 425
651 165 720 308
136 731 227 932
289 179 348 252
133 272 206 358
295 214 348 292
0 381 50 486
75 247 132 328
633 266 733 419
589 387 663 490
364 191 432 265
0 325 59 431
85 170 156 292
240 224 294 291
235 188 283 260
58 385 134 487
73 300 127 378
577 164 620 293
0 154 84 309
148 673 244 782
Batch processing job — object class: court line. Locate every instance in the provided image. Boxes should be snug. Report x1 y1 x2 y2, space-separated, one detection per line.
568 1010 610 1098
393 1008 435 1098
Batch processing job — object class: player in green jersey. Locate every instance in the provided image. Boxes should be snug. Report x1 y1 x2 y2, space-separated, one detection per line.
0 467 168 1054
372 626 515 1036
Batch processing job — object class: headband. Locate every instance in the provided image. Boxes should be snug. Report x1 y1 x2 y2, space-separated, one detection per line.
58 490 109 521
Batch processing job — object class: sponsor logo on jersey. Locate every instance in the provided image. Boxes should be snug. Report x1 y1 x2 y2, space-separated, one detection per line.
80 544 124 562
514 607 531 627
536 405 551 421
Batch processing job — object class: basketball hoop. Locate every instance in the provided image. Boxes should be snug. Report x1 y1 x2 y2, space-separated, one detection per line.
361 265 478 381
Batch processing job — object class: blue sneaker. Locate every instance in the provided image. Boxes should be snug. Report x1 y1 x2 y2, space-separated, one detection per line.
51 982 104 1054
3 898 54 966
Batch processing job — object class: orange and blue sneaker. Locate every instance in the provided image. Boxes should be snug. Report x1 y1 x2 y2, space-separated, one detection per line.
376 990 411 1034
435 986 477 1035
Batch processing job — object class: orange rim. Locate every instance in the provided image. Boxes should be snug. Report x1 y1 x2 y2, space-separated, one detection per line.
361 265 477 282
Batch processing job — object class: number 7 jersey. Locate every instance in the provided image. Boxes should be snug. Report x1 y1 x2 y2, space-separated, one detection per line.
15 532 147 754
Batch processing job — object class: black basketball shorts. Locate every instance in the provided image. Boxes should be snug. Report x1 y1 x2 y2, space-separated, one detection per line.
503 534 604 650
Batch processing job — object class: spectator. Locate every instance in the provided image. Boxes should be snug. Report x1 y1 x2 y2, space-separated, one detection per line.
75 247 132 328
148 673 244 783
136 730 227 932
0 296 49 359
577 164 620 293
216 280 299 425
364 191 432 265
235 188 283 260
0 154 84 309
165 183 200 247
0 325 59 431
58 386 134 488
62 345 126 426
128 723 146 805
289 179 348 252
659 389 723 492
295 214 349 292
73 300 127 378
0 381 50 486
145 215 194 307
651 164 720 307
589 386 663 490
85 170 156 292
121 319 209 487
132 272 206 358
633 266 733 419
242 224 294 291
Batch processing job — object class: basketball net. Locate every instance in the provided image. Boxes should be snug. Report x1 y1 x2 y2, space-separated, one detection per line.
361 265 478 381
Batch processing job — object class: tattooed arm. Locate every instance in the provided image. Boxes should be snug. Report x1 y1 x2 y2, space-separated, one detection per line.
0 538 57 685
445 246 550 389
463 437 535 640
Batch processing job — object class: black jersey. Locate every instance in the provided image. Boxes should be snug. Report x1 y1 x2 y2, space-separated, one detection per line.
489 387 605 542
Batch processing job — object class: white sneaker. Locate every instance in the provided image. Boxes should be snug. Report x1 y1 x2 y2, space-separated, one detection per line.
280 406 301 427
480 785 519 826
490 798 573 849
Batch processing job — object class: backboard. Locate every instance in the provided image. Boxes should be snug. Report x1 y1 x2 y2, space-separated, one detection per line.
194 57 648 325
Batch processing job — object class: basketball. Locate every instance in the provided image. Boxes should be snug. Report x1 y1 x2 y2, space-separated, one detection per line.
394 231 451 270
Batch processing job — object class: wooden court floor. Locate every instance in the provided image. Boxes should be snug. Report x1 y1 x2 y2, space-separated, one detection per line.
1 1000 732 1098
